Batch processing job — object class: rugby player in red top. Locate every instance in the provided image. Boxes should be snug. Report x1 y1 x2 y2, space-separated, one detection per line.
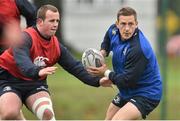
0 0 36 54
0 4 111 120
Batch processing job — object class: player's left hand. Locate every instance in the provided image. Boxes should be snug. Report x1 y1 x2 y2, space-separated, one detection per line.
99 77 112 87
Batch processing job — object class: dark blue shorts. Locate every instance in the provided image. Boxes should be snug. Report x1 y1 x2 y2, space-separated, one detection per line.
0 68 49 104
112 94 160 119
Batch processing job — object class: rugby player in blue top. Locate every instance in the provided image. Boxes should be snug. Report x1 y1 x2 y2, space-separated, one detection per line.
0 4 111 120
87 7 162 120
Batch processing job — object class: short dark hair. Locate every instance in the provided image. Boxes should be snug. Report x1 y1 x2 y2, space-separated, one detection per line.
117 7 137 22
37 4 58 20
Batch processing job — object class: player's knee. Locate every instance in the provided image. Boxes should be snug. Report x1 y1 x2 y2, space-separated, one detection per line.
1 109 19 120
42 108 54 120
36 103 55 120
16 110 26 120
32 97 55 120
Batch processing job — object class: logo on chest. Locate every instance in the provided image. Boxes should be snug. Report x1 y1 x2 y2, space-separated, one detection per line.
33 56 49 68
123 47 128 56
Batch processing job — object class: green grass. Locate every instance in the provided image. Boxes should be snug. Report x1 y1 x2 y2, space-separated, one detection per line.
147 57 180 120
22 55 180 120
22 67 115 120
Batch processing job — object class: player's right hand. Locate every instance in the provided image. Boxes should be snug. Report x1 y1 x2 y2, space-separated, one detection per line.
38 66 58 77
100 49 107 57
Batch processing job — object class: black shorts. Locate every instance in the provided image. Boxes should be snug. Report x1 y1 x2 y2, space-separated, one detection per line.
112 94 160 119
0 68 49 104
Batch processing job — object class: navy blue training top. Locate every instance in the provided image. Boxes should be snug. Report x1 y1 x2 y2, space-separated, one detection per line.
101 24 162 101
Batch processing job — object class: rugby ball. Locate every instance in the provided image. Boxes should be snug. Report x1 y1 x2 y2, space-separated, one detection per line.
82 48 104 68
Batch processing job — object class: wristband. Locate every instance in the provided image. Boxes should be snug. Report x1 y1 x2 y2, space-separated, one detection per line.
104 69 111 79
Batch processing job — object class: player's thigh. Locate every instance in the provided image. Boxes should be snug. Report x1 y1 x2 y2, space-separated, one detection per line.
105 94 124 120
25 91 51 110
105 102 120 120
0 92 22 112
112 102 142 120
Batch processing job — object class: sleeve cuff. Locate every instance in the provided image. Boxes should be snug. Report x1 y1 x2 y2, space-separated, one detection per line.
104 69 111 79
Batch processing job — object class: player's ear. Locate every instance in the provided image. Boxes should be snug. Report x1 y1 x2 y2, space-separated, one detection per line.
115 21 118 25
36 18 43 25
135 21 138 28
115 21 119 27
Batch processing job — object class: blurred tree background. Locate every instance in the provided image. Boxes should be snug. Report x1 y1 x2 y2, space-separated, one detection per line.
158 0 180 119
158 0 180 36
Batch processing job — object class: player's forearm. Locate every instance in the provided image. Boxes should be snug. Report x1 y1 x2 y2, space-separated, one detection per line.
58 44 100 87
59 55 100 87
15 0 37 27
108 71 136 88
71 64 101 87
14 51 41 79
13 41 40 79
